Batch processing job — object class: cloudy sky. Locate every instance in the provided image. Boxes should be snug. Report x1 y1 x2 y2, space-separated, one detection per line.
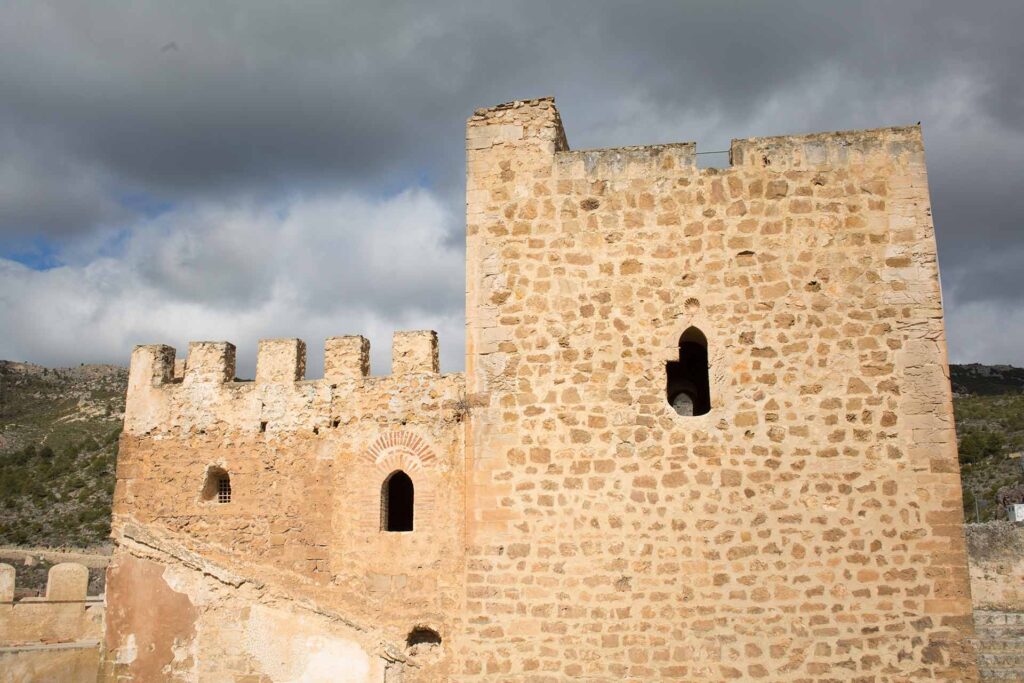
0 1 1021 375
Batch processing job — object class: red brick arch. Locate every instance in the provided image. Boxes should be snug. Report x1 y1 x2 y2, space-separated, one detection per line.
358 431 439 532
364 431 437 474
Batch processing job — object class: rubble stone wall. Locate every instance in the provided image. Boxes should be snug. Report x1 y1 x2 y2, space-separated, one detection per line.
462 97 976 680
104 332 465 682
101 96 976 682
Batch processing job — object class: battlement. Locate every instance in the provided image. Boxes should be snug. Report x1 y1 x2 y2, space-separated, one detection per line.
468 96 923 178
0 562 93 604
132 330 442 387
124 330 462 437
0 562 102 656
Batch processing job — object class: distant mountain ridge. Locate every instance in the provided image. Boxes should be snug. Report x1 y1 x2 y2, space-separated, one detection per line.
950 363 1024 396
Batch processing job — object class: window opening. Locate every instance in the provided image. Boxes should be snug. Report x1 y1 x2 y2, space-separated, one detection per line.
201 467 232 504
406 626 442 648
217 476 231 503
666 327 711 416
381 470 414 532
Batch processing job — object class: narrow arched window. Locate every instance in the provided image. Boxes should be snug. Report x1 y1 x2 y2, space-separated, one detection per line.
202 467 231 504
667 327 711 416
381 470 414 532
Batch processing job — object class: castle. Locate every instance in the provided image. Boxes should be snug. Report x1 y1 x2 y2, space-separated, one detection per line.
98 97 977 681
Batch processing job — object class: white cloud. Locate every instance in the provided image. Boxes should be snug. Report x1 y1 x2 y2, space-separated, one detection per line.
0 188 465 375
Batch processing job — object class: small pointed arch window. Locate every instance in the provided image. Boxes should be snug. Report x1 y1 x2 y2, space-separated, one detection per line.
202 467 232 504
667 327 711 416
381 470 414 532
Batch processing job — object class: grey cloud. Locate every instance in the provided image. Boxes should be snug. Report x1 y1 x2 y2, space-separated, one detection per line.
0 0 1022 366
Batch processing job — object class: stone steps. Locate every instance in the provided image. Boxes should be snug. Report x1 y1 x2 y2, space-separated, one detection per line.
974 611 1024 682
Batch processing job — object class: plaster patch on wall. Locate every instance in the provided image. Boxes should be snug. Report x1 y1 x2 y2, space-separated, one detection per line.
243 603 384 683
115 633 137 664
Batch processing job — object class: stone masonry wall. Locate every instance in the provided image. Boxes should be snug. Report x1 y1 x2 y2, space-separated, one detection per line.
104 332 466 681
462 98 976 680
1 562 104 683
103 95 976 682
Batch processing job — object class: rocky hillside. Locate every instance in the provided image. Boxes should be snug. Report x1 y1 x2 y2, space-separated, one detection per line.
0 360 1020 547
950 365 1024 522
952 364 1024 396
0 361 126 548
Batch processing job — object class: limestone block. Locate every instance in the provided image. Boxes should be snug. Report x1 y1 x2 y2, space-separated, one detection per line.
184 341 236 384
392 330 439 375
256 338 307 383
324 335 370 381
46 563 88 601
0 563 14 602
128 344 175 387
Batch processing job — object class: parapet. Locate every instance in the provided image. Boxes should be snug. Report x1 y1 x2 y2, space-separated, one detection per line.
730 125 924 171
256 338 306 383
468 96 924 176
45 562 89 601
124 330 459 436
393 330 439 375
185 341 236 384
0 561 91 602
324 335 370 381
467 96 569 156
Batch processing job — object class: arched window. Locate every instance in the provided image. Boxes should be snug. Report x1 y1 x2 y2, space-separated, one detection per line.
202 467 231 504
381 470 414 532
666 327 711 416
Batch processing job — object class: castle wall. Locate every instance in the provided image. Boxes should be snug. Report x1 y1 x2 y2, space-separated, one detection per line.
0 562 104 683
966 522 1024 611
104 332 465 681
101 95 979 682
463 98 976 680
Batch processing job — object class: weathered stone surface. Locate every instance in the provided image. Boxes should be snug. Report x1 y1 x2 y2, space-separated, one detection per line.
102 96 976 682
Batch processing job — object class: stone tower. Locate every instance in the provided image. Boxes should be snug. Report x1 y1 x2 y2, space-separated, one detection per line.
102 97 976 681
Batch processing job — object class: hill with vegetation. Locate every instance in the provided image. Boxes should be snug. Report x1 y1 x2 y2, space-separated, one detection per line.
951 364 1024 522
0 360 1020 548
0 361 125 548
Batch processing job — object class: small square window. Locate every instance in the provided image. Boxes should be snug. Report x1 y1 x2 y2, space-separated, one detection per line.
217 476 231 504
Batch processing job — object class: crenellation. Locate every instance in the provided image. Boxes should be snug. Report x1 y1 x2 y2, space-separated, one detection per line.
45 563 89 602
729 125 924 171
184 341 236 384
325 335 370 381
0 560 104 677
392 330 440 375
127 344 175 388
255 337 307 383
0 562 13 602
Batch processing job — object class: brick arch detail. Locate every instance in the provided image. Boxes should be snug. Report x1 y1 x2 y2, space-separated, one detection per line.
364 431 437 474
358 431 438 532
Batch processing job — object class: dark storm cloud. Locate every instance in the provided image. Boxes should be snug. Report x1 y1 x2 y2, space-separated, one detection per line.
0 0 1022 367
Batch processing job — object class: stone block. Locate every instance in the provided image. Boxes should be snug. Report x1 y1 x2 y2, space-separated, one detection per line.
324 336 370 381
392 330 439 375
46 562 89 601
256 338 306 383
184 341 236 384
0 563 14 602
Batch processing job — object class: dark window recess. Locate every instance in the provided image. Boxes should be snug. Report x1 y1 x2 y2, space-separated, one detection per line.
202 467 232 504
666 327 711 416
407 626 442 648
382 470 414 532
